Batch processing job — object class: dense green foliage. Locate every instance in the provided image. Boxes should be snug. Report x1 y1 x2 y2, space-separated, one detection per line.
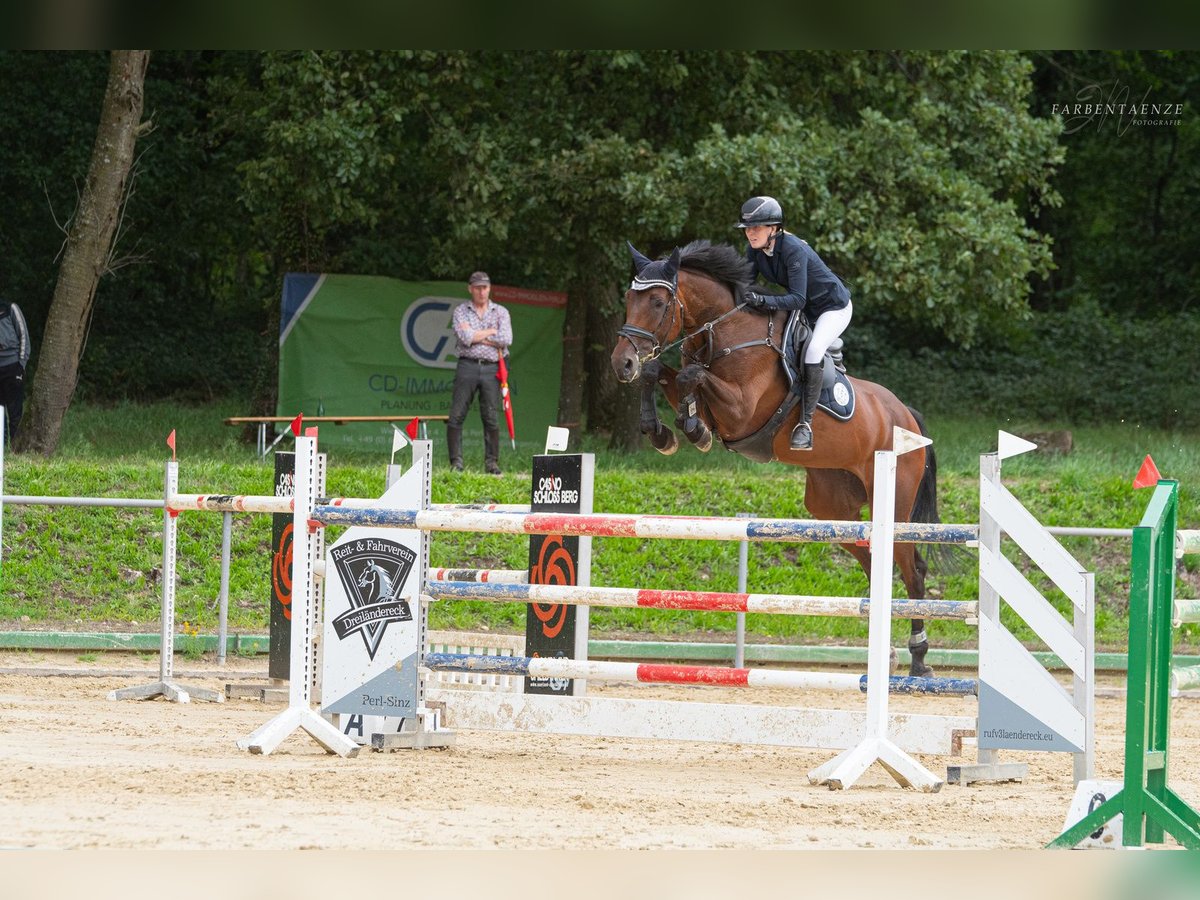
0 51 1196 432
1029 51 1200 316
2 400 1198 655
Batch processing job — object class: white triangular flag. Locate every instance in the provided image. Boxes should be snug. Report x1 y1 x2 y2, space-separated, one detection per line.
892 426 932 456
545 426 570 454
390 425 409 464
998 430 1039 460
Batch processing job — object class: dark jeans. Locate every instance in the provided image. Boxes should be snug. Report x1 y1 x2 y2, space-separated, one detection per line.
448 359 501 430
448 358 501 466
0 363 25 443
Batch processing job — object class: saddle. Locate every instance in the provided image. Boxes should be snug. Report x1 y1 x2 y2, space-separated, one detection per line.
721 311 855 463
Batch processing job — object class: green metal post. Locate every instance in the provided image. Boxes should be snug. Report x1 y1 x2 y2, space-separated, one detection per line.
1048 480 1200 849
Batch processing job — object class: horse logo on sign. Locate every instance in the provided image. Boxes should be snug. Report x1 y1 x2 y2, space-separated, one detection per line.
330 539 417 660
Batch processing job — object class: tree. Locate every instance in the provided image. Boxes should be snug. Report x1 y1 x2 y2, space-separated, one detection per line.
17 51 150 455
1029 51 1200 314
211 52 1065 445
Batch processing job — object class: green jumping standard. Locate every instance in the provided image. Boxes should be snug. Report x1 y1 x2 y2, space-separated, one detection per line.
1049 479 1200 849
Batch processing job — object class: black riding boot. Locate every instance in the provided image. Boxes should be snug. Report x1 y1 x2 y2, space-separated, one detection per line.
484 428 502 475
789 363 825 451
446 425 464 472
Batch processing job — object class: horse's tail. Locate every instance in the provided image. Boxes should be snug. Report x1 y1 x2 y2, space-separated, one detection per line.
908 406 939 525
907 406 962 573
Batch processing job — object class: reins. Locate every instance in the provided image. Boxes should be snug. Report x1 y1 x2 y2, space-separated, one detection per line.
681 303 785 369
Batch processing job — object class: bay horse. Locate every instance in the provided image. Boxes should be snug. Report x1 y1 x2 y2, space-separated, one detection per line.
611 240 943 676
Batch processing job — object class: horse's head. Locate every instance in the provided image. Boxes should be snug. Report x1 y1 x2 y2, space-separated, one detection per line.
611 242 682 383
355 564 378 592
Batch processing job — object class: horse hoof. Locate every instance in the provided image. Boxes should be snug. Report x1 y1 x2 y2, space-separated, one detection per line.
697 433 712 452
888 646 898 674
909 663 935 678
657 434 679 456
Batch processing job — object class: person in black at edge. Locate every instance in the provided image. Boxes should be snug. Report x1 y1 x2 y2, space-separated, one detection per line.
0 299 31 444
737 196 852 451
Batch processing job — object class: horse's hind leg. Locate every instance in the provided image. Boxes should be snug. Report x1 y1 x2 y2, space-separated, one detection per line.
896 544 934 677
887 449 936 677
809 468 934 677
803 471 900 669
639 359 679 455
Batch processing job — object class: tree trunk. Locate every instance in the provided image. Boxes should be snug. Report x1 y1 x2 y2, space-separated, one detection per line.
17 51 149 456
556 250 599 446
556 298 585 441
585 301 640 450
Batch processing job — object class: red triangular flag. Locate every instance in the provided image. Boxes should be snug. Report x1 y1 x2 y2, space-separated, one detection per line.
1132 454 1162 489
289 413 304 436
166 429 176 460
406 417 420 440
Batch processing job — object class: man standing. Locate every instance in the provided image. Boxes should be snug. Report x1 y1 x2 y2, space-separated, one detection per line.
447 271 512 475
0 300 31 444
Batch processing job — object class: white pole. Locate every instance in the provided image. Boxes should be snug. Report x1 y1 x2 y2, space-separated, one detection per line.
863 450 897 739
736 512 749 669
217 511 231 666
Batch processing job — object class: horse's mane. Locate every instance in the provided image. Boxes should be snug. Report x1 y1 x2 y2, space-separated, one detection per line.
678 240 754 294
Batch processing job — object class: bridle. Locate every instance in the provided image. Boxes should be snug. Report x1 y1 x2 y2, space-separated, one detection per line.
616 284 684 364
618 278 782 369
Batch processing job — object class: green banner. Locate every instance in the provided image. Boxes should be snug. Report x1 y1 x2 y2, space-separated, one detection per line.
278 274 566 456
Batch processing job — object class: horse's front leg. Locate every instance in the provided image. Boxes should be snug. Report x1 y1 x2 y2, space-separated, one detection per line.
674 364 718 452
639 359 679 455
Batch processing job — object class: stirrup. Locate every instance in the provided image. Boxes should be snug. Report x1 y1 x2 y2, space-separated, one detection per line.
789 422 813 451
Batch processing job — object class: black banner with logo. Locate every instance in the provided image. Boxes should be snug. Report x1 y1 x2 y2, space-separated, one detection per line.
269 452 295 680
525 454 584 696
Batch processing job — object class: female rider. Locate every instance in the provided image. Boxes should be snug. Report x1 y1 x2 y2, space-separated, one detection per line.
737 196 852 451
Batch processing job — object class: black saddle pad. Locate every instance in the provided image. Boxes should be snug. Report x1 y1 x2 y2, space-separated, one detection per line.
818 369 855 421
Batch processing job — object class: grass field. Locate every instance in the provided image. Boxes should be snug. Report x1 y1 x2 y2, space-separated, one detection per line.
2 397 1198 653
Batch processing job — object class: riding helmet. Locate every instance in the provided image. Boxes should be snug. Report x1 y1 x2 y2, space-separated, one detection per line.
735 196 784 229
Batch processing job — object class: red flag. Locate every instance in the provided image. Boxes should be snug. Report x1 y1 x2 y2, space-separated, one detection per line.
1132 454 1163 489
289 413 304 436
496 354 516 450
406 417 420 440
166 429 176 460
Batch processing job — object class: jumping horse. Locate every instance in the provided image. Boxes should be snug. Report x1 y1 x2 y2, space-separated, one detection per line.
610 240 943 676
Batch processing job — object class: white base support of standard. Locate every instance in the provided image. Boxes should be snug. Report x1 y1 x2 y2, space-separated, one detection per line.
807 736 943 792
237 707 360 757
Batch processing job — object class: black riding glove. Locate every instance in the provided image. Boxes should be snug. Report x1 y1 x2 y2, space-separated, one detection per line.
744 292 772 310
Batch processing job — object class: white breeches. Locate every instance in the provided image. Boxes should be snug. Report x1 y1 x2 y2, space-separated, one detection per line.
803 299 853 365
